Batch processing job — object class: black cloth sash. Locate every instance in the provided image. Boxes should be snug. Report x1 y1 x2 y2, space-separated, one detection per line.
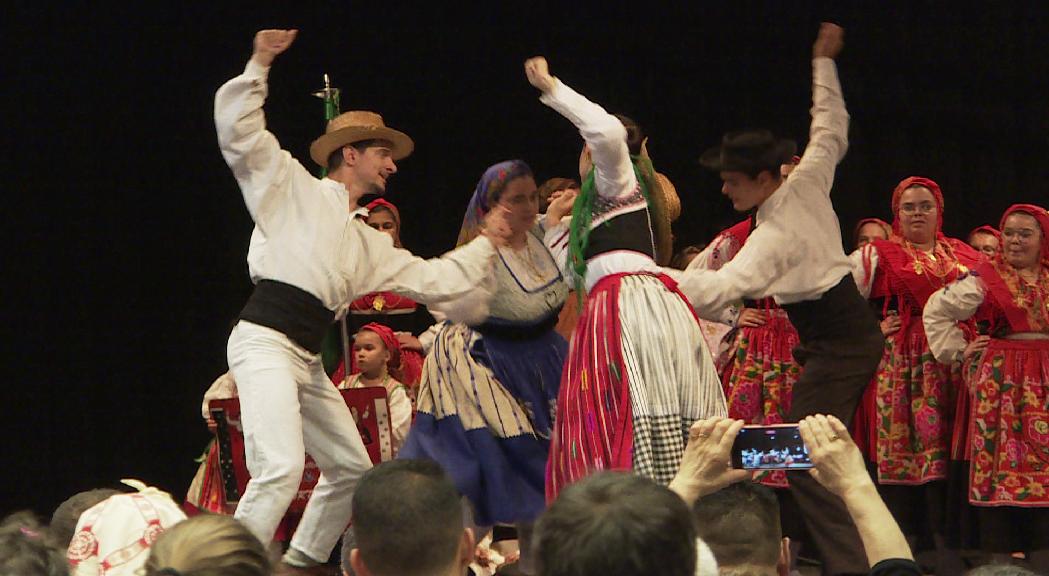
780 274 881 344
239 280 335 354
473 311 561 341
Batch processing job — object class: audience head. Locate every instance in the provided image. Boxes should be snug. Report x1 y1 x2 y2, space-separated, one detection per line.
692 483 788 576
854 217 891 249
142 513 269 576
67 485 187 576
537 177 580 213
700 130 796 212
347 459 471 576
891 176 944 247
0 511 69 576
49 488 121 549
999 204 1048 272
536 471 697 576
966 564 1040 576
365 199 402 248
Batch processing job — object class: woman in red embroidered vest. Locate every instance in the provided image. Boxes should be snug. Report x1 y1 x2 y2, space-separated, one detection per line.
689 217 802 490
331 198 434 395
849 177 981 561
924 204 1049 568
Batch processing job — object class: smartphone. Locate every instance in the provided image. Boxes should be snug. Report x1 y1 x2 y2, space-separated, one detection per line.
731 424 813 470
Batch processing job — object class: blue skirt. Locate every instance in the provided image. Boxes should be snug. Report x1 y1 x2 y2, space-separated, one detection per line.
399 320 567 525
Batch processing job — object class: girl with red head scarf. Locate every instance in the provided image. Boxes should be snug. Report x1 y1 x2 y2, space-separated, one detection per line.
924 204 1049 568
336 322 412 454
849 176 982 565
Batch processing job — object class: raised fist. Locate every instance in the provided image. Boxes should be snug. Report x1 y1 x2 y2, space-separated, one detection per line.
524 56 557 93
812 22 844 60
252 29 298 67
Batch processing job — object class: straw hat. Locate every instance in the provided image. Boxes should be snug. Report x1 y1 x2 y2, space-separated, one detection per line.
640 139 681 266
309 110 414 166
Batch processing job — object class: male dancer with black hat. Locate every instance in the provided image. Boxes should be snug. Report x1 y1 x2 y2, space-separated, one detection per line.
215 29 511 575
670 23 885 575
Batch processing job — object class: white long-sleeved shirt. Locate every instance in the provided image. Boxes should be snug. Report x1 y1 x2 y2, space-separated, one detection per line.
670 58 851 317
539 79 661 290
214 59 496 313
923 274 985 364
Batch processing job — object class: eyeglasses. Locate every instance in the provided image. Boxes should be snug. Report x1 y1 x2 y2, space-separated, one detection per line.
1002 228 1039 241
899 203 937 215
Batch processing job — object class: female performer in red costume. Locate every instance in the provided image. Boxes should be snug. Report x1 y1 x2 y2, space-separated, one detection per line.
850 176 981 567
924 204 1049 570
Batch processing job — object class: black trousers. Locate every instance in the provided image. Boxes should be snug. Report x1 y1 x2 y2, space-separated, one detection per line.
782 274 885 575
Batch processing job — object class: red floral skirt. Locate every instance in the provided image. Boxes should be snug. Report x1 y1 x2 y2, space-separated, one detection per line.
968 338 1049 506
720 310 800 488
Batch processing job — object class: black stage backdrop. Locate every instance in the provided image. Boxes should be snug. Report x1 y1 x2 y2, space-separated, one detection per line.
5 2 1048 515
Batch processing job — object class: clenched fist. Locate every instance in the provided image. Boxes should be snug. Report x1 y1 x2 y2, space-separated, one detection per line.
812 22 844 60
524 56 557 94
252 29 298 67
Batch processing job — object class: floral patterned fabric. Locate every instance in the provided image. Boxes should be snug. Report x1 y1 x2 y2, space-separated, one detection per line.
720 310 800 488
874 325 960 484
859 236 980 484
968 339 1049 506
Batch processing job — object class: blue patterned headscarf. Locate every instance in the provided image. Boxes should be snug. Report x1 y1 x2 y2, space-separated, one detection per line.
456 160 534 246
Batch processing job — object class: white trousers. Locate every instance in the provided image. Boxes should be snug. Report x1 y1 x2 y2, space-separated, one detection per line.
227 321 372 562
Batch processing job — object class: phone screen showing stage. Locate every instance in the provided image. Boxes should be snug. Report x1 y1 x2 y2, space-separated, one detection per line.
731 425 813 470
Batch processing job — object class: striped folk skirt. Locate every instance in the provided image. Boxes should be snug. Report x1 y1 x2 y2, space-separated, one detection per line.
545 273 726 501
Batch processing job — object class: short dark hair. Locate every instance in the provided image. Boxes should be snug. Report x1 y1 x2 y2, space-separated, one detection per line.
536 472 696 576
348 460 463 576
692 482 782 569
967 564 1040 576
613 114 645 156
0 511 69 576
49 488 121 548
325 138 388 173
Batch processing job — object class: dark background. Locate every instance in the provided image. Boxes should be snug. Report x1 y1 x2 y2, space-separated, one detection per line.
5 2 1048 516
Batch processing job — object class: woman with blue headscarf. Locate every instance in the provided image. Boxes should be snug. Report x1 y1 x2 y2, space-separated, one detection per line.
400 161 568 549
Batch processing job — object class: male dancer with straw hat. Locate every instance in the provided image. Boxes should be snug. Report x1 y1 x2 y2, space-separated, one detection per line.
215 29 512 575
669 24 885 574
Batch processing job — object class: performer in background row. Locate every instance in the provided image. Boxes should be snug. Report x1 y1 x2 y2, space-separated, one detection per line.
331 198 435 397
671 24 886 575
526 55 726 501
215 29 510 574
968 225 1001 260
849 176 981 573
924 204 1049 573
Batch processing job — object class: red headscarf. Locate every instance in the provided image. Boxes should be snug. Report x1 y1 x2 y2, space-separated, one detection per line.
853 217 892 246
891 176 945 238
358 322 401 369
365 198 402 247
999 203 1049 269
968 225 1001 241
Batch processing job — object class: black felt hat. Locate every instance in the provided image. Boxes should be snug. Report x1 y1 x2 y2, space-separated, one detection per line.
699 130 797 174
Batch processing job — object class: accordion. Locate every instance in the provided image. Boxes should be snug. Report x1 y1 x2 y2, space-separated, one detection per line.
209 387 393 513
